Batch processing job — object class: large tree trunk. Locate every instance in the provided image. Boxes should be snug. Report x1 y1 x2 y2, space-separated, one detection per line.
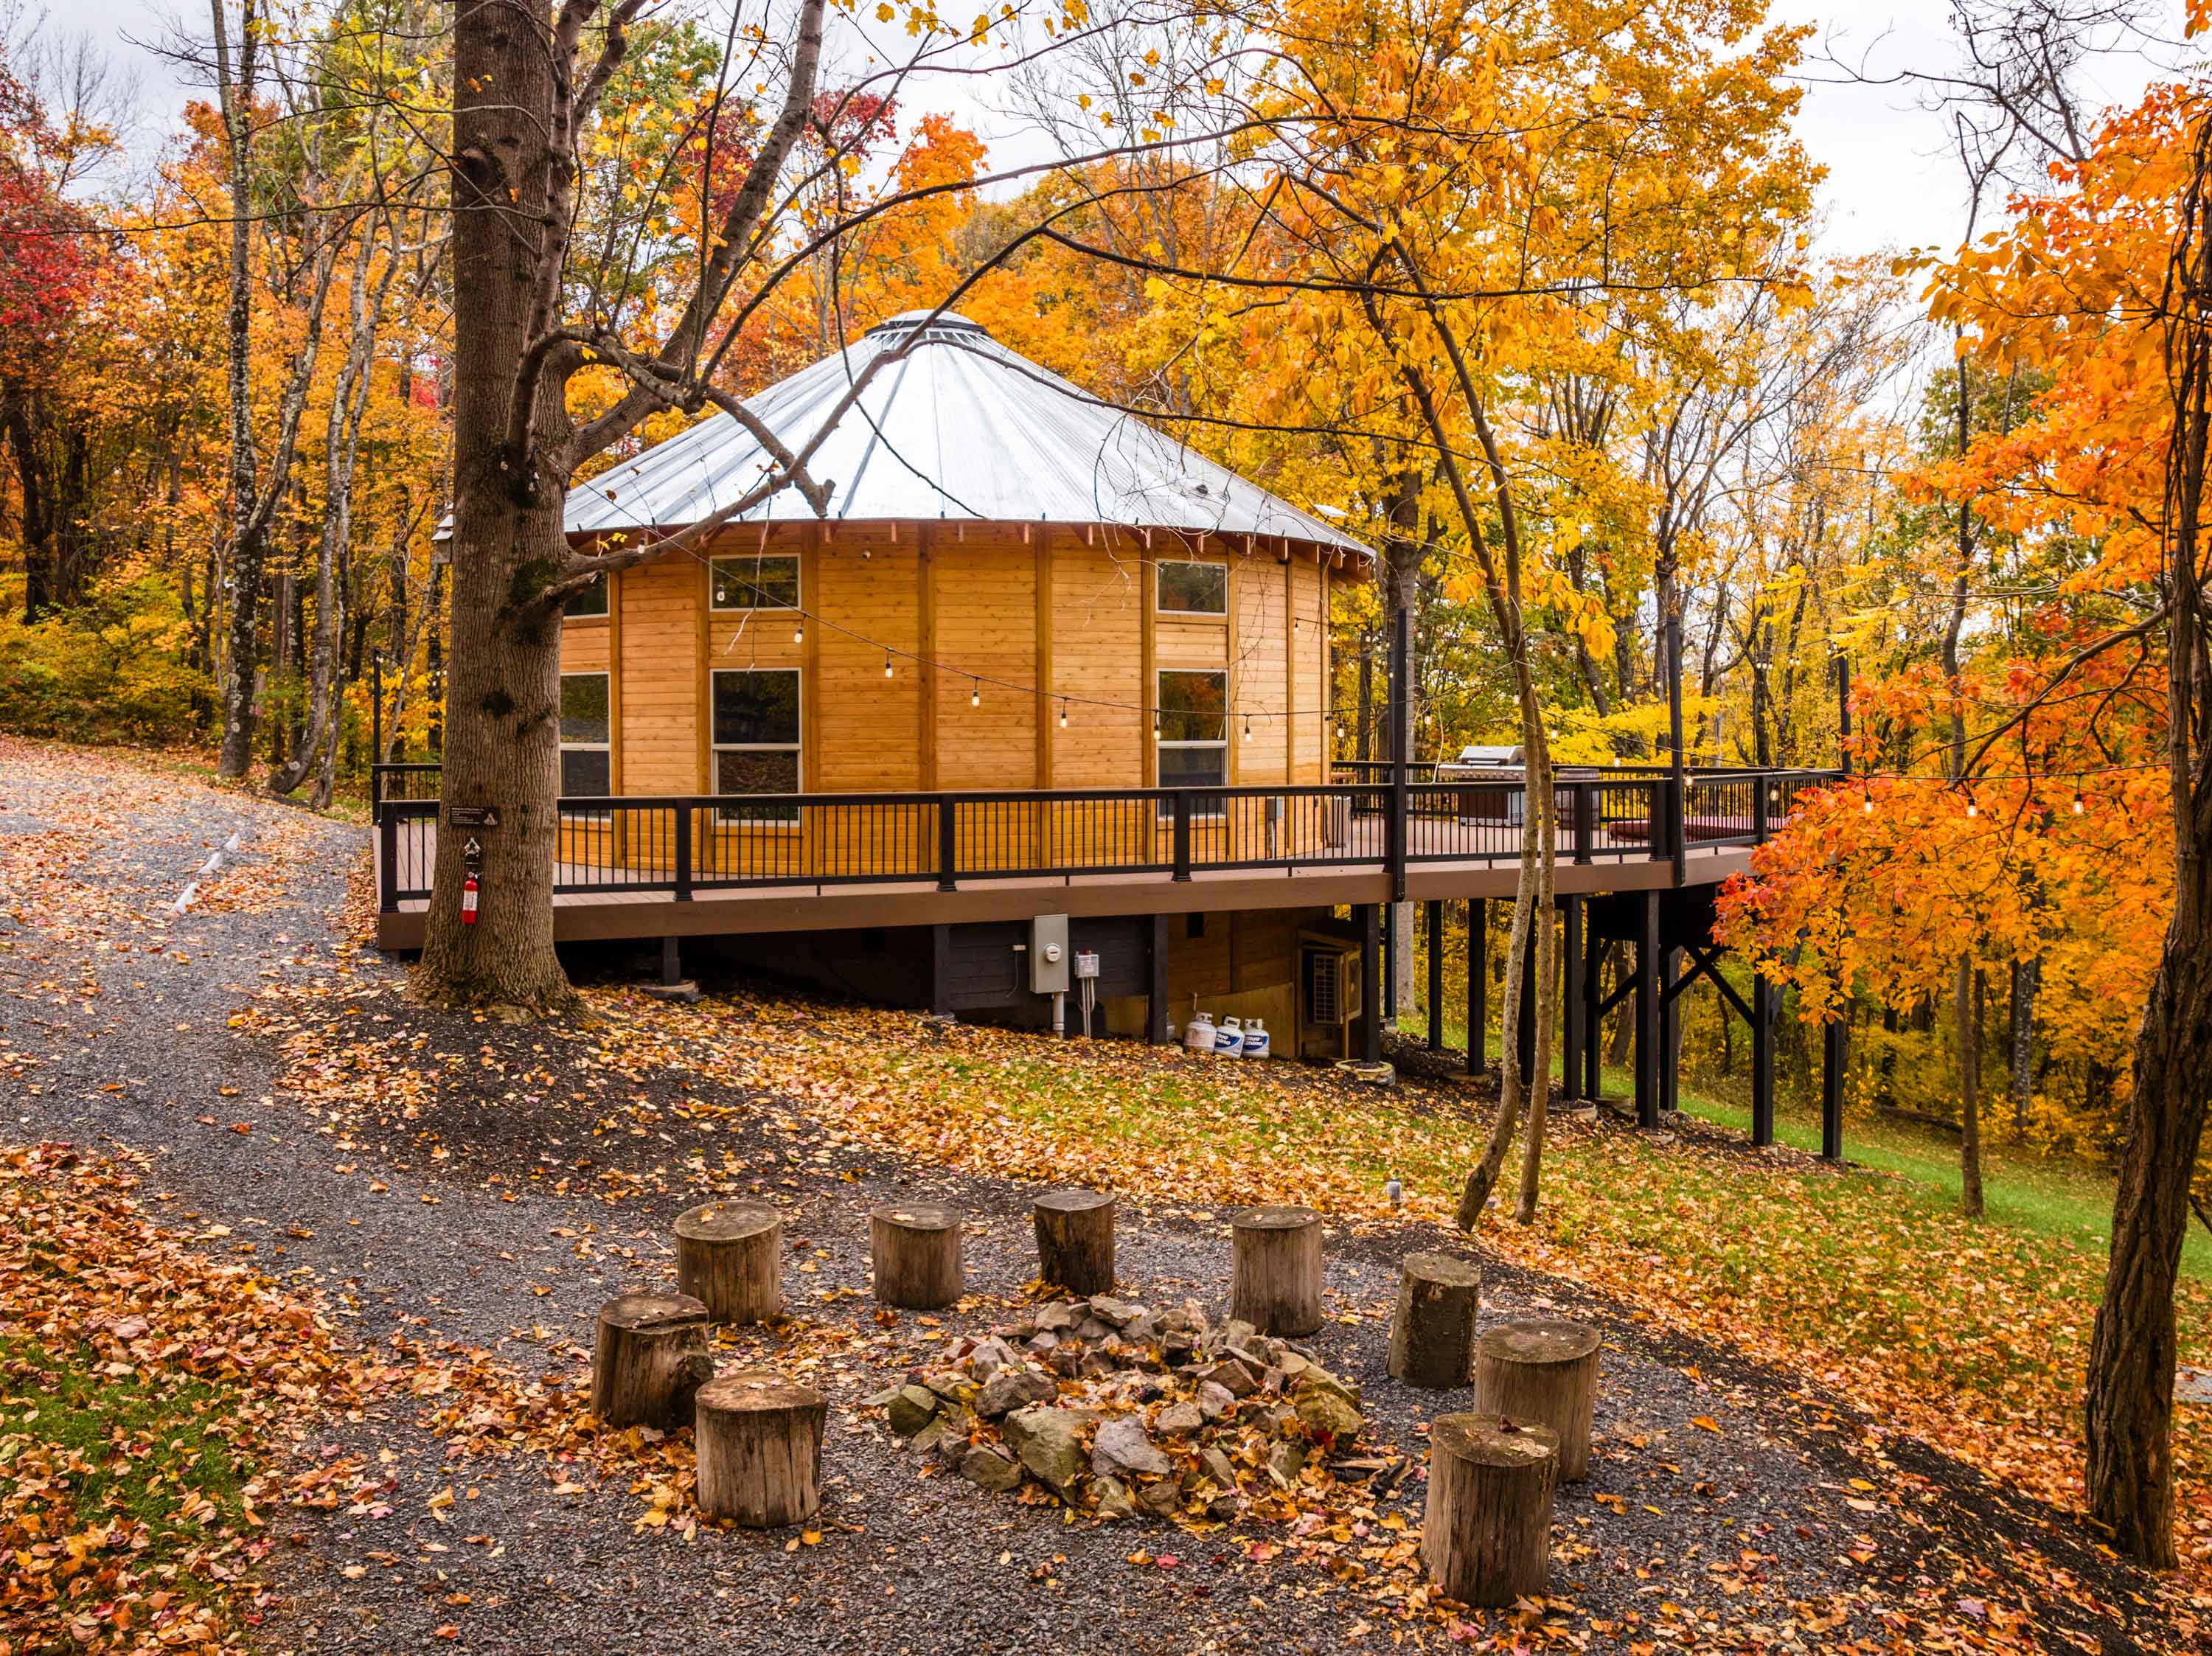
2011 955 2039 1128
415 0 574 1012
213 0 262 779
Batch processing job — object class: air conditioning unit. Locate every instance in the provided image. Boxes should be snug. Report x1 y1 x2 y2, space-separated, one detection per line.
1303 944 1363 1026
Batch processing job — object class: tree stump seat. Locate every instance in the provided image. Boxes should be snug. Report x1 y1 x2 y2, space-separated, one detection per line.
871 1202 964 1309
695 1369 828 1528
1033 1188 1116 1295
1470 1318 1601 1482
1229 1205 1324 1336
1386 1250 1482 1387
675 1199 783 1324
592 1291 714 1430
1421 1413 1559 1607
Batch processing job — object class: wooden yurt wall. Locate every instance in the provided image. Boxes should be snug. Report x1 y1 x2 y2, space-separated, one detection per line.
560 523 1338 800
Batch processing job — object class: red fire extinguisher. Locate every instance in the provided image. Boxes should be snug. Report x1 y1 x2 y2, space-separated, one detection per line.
461 873 479 925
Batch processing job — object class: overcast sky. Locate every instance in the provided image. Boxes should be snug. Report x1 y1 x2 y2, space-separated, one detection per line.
30 0 2197 262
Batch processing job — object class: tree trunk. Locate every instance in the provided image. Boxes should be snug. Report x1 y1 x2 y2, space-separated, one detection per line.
1958 953 1985 1220
415 0 576 1011
1032 1188 1116 1296
2011 955 2039 1129
212 0 262 779
1470 1318 1601 1483
1420 1413 1558 1607
1386 1250 1481 1387
1228 1205 1324 1336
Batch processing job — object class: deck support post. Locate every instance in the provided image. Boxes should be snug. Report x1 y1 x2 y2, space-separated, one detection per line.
1751 970 1775 1147
1660 945 1682 1119
1467 898 1486 1075
930 925 953 1019
1515 911 1538 1082
1582 939 1604 1102
660 936 683 987
1635 892 1661 1129
1821 1017 1846 1162
1559 898 1584 1102
1425 899 1444 1052
1359 902 1382 1064
1147 914 1169 1043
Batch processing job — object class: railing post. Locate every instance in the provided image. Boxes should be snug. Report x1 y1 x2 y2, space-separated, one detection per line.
1573 781 1594 865
673 804 693 901
1669 775 1687 886
378 810 399 915
1752 776 1770 843
1645 781 1668 863
937 794 959 892
1172 790 1192 881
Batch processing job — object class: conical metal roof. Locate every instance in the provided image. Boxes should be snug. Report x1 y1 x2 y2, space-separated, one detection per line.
564 310 1369 556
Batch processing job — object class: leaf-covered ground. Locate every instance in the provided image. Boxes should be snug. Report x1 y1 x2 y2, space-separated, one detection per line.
2 734 2206 1653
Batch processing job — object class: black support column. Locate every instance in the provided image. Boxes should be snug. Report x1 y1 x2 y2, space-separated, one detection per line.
1425 900 1444 1051
1382 902 1397 1023
1750 970 1775 1147
1147 914 1169 1043
1659 944 1683 1119
1467 898 1486 1075
1821 1017 1847 1161
1583 939 1604 1101
1635 893 1661 1129
1359 903 1382 1064
931 925 954 1018
1559 897 1585 1102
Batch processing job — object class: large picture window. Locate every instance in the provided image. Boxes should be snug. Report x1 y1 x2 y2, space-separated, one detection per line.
710 554 800 612
1156 560 1227 616
1158 668 1227 807
559 673 611 798
712 669 801 821
563 577 608 618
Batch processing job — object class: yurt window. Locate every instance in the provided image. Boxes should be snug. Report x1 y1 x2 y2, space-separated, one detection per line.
712 669 802 822
1157 668 1228 803
710 554 800 611
558 673 612 799
1156 560 1228 616
563 577 608 618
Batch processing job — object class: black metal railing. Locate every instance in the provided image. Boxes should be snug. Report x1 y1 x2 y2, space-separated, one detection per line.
375 767 1843 913
370 762 442 824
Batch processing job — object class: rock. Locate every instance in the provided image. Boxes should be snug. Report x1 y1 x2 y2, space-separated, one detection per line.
1197 1380 1238 1422
1218 1318 1258 1352
1026 1331 1061 1355
968 1337 1020 1379
1276 1350 1315 1380
1155 1401 1203 1437
961 1443 1023 1493
1094 1474 1138 1520
1206 1494 1240 1523
1160 1332 1197 1365
1005 1406 1090 1493
923 1371 975 1405
886 1384 942 1437
1074 1317 1115 1341
1123 1309 1162 1343
1046 1345 1083 1378
1136 1480 1182 1520
911 1416 953 1455
1034 1301 1083 1332
1199 1446 1240 1492
1089 1295 1143 1326
1293 1379 1364 1443
1093 1416 1173 1478
1196 1359 1258 1399
975 1367 1057 1419
1267 1440 1307 1488
1076 1349 1115 1380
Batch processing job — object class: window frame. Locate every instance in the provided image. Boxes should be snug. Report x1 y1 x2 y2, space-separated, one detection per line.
1156 666 1228 817
709 553 801 613
709 666 804 826
561 578 610 619
557 671 613 814
1155 558 1229 618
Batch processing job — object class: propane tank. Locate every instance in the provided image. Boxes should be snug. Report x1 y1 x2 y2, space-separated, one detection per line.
1242 1017 1270 1059
1183 1012 1216 1054
460 873 480 925
1214 1016 1245 1058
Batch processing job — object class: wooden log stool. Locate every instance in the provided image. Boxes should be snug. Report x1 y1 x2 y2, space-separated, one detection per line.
869 1202 964 1309
592 1291 715 1430
1386 1250 1482 1387
1033 1187 1116 1295
675 1200 783 1325
1421 1413 1559 1607
1228 1205 1324 1337
695 1369 829 1528
1470 1318 1601 1482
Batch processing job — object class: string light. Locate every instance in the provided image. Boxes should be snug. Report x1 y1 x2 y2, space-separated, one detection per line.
1242 714 1253 742
1059 700 1068 728
1964 789 1978 818
792 621 803 644
2072 787 2084 815
883 653 894 678
1152 712 1163 742
970 678 981 708
1862 788 1874 814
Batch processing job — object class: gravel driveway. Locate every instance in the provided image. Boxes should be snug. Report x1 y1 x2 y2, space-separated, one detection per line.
0 740 2178 1655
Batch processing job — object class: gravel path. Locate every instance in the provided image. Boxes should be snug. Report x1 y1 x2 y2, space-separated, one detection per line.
0 740 2174 1655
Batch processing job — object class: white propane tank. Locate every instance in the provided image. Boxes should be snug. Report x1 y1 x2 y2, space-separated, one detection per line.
1242 1017 1270 1059
1215 1016 1245 1057
1183 1012 1217 1054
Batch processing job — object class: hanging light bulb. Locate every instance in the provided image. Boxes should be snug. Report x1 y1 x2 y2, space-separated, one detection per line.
1242 714 1253 742
883 653 894 678
1059 700 1068 729
2072 787 2085 815
1964 790 1978 818
1153 712 1163 742
1863 788 1874 814
792 620 804 644
970 679 981 708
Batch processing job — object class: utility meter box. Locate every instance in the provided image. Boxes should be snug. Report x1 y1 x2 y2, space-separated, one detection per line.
1073 951 1100 981
1029 914 1071 994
